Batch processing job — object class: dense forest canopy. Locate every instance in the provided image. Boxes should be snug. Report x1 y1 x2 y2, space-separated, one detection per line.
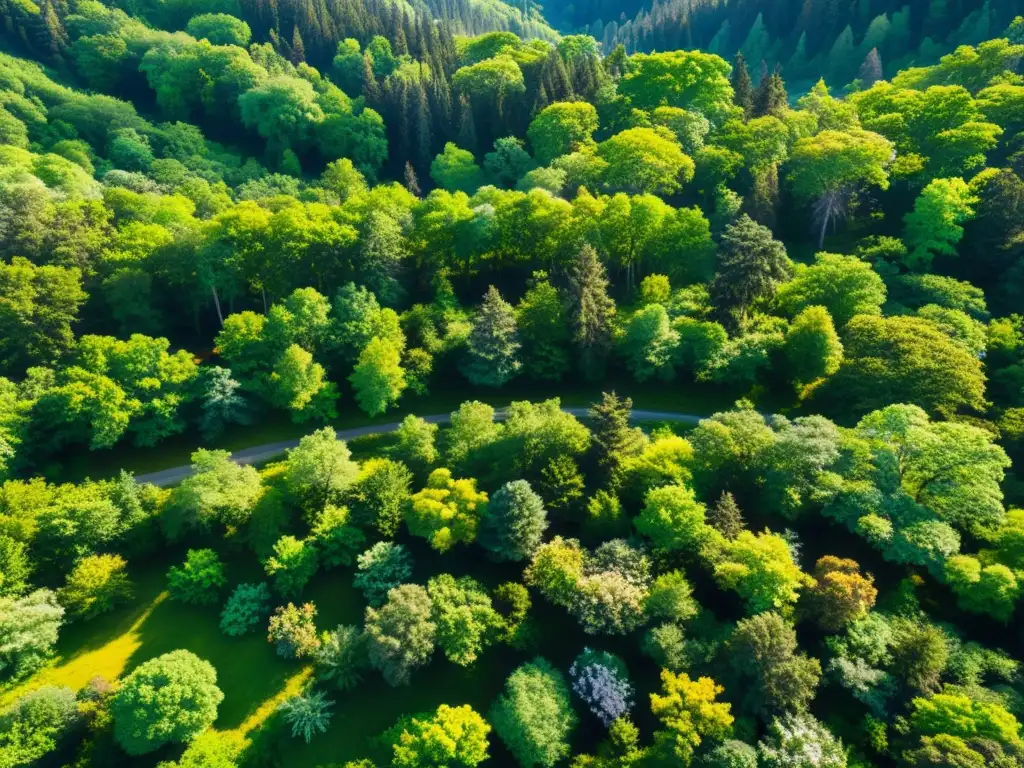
0 0 1024 766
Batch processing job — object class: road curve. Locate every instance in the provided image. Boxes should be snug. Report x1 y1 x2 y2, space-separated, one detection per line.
135 408 705 488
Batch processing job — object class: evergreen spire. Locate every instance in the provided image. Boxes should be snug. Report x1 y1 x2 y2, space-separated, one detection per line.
731 52 754 118
566 244 616 381
858 48 883 88
460 286 521 387
708 491 746 539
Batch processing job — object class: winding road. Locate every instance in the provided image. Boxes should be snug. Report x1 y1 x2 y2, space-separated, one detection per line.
135 408 707 487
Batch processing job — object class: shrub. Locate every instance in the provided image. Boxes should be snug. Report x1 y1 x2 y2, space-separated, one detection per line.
219 582 272 637
353 542 413 607
268 603 321 659
167 549 226 605
58 554 132 620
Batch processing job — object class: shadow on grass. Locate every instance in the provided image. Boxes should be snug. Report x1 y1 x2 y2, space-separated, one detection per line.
123 592 299 731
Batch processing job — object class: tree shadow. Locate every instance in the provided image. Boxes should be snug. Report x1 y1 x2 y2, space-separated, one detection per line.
123 592 299 731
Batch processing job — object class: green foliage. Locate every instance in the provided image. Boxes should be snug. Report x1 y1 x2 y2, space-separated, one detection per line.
528 102 599 165
650 670 734 763
284 427 358 515
407 469 488 552
219 582 272 636
353 541 413 607
0 686 80 768
784 306 843 389
268 602 321 659
598 128 694 196
111 650 223 755
427 574 503 666
350 337 406 416
279 690 335 743
479 480 549 562
0 589 63 682
490 658 578 768
58 553 132 620
902 177 978 271
390 704 491 768
364 584 436 687
431 143 484 193
776 252 886 327
167 548 226 605
264 535 319 597
461 286 521 387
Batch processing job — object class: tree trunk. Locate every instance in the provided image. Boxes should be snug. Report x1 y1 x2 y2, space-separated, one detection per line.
211 284 224 328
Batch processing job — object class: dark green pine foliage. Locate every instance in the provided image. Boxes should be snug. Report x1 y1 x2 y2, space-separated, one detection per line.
752 70 787 118
478 480 549 562
290 26 306 64
711 214 791 329
708 491 746 539
588 392 645 479
457 94 479 156
566 244 616 381
362 54 381 106
461 286 520 387
731 52 754 117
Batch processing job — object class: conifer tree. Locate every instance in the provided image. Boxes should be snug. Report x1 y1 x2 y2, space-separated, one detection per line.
457 95 479 156
291 26 306 64
461 286 521 387
753 71 788 118
414 81 433 174
404 162 421 196
588 392 645 478
731 52 754 118
566 245 616 381
708 491 746 539
362 54 381 106
479 480 548 562
858 48 883 88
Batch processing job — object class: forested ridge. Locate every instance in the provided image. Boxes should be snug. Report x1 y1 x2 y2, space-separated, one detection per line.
1 0 1024 766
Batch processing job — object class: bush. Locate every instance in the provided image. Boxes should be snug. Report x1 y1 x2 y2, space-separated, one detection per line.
315 625 368 691
570 649 634 726
490 658 577 767
111 650 223 755
278 690 334 743
353 542 413 607
59 554 132 620
0 685 80 766
219 582 272 637
268 603 321 659
167 549 226 605
0 589 64 682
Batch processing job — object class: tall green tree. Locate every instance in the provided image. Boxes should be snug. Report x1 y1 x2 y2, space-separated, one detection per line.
461 286 521 387
350 337 407 416
710 214 791 328
566 245 616 380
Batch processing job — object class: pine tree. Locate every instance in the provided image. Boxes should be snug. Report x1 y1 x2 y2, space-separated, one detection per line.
588 392 645 478
460 286 521 387
858 48 883 88
566 244 616 381
753 71 787 118
414 81 433 175
291 26 306 64
457 94 478 156
404 162 421 196
708 492 745 539
478 480 548 562
731 52 754 118
362 54 380 106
